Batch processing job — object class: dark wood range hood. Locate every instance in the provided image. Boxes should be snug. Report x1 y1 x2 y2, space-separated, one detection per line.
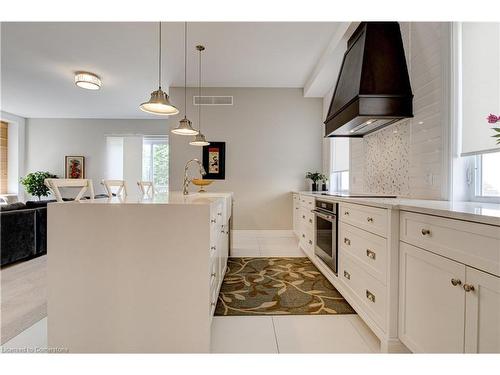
324 22 413 137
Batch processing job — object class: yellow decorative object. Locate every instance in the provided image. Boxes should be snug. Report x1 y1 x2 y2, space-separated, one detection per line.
191 179 213 192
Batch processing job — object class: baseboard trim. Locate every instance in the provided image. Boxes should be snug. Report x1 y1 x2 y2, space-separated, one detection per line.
233 230 294 238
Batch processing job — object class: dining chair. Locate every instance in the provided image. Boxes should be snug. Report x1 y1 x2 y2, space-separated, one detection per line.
44 178 95 203
137 181 157 197
101 179 128 198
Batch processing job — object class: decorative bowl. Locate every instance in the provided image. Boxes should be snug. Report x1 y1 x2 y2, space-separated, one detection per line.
191 179 213 192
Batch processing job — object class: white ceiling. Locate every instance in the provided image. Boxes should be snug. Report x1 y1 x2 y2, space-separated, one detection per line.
1 22 340 118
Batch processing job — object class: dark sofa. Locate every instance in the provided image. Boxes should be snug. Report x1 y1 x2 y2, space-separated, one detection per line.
1 195 109 267
0 201 51 267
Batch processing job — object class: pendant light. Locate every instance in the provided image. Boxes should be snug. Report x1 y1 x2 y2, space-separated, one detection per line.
172 22 198 135
190 45 210 146
139 22 179 116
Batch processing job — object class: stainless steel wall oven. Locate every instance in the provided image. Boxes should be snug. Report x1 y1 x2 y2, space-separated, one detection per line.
312 200 338 274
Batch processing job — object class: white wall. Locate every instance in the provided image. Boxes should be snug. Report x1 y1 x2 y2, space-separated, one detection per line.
25 119 167 196
168 87 323 230
1 110 26 198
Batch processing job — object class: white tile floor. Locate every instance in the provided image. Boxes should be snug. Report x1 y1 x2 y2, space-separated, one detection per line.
1 231 380 353
212 231 381 353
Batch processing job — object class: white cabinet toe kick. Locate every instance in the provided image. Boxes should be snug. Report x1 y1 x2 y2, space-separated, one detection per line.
292 192 500 353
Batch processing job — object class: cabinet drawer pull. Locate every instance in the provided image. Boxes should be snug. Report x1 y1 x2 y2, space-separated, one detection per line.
344 211 350 216
308 240 312 245
463 284 475 292
366 290 376 303
211 272 216 277
210 246 216 251
343 270 351 280
421 228 431 236
367 217 374 222
450 278 462 286
295 207 299 210
344 237 351 246
211 219 216 223
309 218 313 223
302 215 306 219
211 302 216 307
302 234 305 238
366 249 376 260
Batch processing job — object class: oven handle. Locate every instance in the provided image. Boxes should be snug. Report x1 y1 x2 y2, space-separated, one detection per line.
311 209 336 222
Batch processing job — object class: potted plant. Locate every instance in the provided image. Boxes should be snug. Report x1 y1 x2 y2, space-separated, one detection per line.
305 172 322 191
20 171 57 201
319 174 328 191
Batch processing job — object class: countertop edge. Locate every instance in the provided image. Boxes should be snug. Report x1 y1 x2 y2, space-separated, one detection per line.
292 191 500 227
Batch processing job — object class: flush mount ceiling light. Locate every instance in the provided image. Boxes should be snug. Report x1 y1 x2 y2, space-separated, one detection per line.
190 45 210 147
74 72 101 90
139 22 179 116
172 22 198 136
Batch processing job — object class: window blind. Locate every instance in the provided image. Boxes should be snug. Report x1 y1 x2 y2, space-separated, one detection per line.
461 22 500 156
331 137 350 173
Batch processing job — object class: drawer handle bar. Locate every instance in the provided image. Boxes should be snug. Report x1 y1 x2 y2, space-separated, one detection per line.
366 249 376 260
421 228 431 236
366 290 376 303
302 215 306 219
451 278 462 287
344 211 350 216
344 238 351 246
367 217 374 222
308 240 313 245
463 284 475 292
343 270 351 280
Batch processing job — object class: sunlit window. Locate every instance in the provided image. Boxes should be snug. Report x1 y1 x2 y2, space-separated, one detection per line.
475 152 500 197
142 137 168 193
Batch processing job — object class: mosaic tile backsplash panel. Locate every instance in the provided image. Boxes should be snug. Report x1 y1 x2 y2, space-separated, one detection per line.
363 121 410 196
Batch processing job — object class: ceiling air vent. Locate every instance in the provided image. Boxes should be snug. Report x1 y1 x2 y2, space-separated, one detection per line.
193 96 233 106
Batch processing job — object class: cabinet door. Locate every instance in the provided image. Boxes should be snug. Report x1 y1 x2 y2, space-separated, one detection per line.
465 267 500 353
399 242 466 353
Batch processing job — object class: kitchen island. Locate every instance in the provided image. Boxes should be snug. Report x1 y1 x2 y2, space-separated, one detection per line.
47 192 232 353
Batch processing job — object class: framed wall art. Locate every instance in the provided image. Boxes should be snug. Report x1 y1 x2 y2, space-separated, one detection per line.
202 142 225 180
65 156 85 179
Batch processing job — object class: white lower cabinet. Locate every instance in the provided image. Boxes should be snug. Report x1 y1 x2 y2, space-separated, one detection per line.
464 267 500 353
399 241 500 353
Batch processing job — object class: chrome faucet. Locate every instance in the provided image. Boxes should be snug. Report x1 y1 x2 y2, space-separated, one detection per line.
183 158 207 195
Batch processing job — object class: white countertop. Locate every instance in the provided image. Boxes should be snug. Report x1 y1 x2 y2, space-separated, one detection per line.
56 192 233 206
294 191 500 226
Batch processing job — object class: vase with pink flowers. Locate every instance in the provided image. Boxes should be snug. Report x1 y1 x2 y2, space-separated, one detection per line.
487 114 500 144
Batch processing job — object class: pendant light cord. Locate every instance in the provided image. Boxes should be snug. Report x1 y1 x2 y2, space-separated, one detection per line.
198 47 202 132
184 22 187 118
158 22 162 89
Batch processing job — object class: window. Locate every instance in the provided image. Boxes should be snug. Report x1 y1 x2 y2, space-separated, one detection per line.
474 152 500 198
0 121 8 194
142 137 168 193
330 138 350 192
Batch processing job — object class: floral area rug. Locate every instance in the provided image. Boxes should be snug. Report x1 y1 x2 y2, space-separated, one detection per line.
215 257 355 316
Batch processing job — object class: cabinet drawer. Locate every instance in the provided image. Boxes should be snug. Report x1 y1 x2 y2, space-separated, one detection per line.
299 194 315 209
400 211 500 277
340 203 388 237
339 250 387 330
299 207 314 229
339 222 388 284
